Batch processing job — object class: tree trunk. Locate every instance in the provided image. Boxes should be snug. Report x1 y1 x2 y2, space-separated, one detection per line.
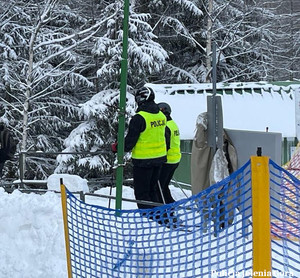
21 0 56 151
206 0 213 82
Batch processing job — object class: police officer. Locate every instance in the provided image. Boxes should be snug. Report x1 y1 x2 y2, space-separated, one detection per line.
124 86 168 209
157 102 181 204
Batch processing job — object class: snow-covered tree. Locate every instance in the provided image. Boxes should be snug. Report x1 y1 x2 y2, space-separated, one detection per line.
0 0 115 179
144 0 206 83
204 0 300 82
55 0 169 179
200 0 276 82
259 0 300 81
144 0 296 83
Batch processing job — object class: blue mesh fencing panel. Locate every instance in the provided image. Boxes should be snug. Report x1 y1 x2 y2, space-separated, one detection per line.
63 159 300 277
269 160 300 278
64 161 252 277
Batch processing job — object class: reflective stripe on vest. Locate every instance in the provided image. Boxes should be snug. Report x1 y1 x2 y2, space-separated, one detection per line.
132 111 167 159
167 120 181 164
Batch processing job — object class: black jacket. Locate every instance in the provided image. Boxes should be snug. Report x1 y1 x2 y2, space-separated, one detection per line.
0 123 14 163
125 100 169 167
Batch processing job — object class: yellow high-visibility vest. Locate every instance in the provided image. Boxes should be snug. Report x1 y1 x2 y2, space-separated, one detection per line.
132 111 167 159
167 120 181 164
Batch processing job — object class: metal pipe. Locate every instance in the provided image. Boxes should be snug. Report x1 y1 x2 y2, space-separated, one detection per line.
115 0 130 211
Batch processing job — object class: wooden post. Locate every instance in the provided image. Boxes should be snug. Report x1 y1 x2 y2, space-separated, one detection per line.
60 182 73 278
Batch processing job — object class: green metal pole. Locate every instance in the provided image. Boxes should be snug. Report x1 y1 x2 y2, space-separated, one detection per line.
115 0 130 210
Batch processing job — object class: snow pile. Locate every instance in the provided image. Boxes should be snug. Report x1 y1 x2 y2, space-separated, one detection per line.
0 188 66 278
47 173 89 193
0 184 191 278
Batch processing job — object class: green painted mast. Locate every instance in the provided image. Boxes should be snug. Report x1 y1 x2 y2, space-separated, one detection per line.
115 0 130 210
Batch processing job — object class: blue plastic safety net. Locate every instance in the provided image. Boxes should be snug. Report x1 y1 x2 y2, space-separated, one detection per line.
62 159 300 278
269 160 300 277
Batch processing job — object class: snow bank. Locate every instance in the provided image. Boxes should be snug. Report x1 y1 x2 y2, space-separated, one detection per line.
47 173 89 193
0 184 191 278
0 188 66 278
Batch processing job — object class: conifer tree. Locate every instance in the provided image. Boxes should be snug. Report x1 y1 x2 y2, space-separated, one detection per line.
0 0 113 179
55 0 169 180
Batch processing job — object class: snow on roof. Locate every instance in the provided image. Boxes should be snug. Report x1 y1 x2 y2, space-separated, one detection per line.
147 82 300 140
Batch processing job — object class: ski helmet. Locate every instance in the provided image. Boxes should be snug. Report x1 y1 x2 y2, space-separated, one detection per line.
158 102 171 115
135 86 155 105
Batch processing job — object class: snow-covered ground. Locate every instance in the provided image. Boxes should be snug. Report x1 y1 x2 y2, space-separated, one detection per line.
0 176 191 278
0 188 66 278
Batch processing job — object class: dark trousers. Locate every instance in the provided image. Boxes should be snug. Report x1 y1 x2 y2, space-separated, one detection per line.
158 163 179 204
133 165 162 209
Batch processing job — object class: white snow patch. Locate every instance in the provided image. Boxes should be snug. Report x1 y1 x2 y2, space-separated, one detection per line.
47 173 89 193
